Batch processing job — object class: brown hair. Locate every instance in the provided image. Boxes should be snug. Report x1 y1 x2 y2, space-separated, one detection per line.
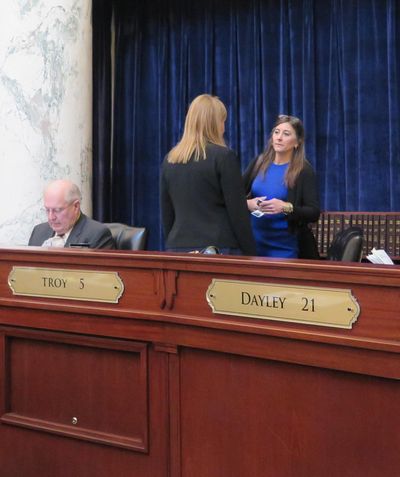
253 115 306 188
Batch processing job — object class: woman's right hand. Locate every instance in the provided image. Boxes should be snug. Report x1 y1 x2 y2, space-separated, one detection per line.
247 196 267 212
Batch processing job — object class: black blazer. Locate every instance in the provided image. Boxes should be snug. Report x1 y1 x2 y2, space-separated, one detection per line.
28 213 115 249
243 157 320 258
161 143 256 255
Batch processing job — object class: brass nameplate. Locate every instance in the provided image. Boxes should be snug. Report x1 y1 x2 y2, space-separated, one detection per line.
8 267 124 303
206 279 360 329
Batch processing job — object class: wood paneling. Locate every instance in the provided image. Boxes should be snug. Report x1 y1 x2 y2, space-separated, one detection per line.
179 348 400 477
0 247 399 476
1 330 148 451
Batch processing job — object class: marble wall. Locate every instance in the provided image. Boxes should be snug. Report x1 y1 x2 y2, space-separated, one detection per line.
0 0 92 246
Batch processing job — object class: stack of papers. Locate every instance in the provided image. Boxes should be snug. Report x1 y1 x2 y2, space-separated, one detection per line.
366 248 394 265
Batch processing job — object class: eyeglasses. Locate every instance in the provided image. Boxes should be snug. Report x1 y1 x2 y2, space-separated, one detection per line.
42 202 75 215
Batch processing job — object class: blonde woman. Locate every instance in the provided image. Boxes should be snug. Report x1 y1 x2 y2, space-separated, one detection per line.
160 94 256 255
243 115 320 258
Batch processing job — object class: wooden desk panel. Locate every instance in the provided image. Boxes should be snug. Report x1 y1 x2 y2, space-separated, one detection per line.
0 247 399 476
1 329 148 451
179 348 400 477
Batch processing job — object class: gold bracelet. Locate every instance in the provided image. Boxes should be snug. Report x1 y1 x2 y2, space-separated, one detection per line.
282 202 294 215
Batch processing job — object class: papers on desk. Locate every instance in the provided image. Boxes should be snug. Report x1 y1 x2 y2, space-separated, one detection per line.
366 248 394 265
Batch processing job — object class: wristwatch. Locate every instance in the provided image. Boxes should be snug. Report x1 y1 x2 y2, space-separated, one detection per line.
282 202 294 215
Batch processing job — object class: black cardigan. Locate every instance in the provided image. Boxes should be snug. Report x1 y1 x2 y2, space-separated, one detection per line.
243 157 320 258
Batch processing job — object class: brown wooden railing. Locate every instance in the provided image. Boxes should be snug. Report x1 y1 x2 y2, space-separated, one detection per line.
310 212 400 260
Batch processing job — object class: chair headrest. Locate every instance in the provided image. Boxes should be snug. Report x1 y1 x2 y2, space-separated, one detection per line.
327 226 363 262
105 223 147 250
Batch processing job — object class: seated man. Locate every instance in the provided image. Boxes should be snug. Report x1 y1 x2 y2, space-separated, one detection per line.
29 179 115 249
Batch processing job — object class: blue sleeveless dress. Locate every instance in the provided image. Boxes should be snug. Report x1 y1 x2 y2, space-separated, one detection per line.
251 163 298 258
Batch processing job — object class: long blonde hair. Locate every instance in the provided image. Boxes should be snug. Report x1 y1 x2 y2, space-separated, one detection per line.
254 115 306 188
167 94 227 163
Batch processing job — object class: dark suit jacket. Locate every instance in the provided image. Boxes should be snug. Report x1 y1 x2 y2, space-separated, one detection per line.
28 213 115 249
161 143 256 255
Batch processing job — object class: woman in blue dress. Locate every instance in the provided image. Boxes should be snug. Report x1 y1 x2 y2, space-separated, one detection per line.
243 115 320 258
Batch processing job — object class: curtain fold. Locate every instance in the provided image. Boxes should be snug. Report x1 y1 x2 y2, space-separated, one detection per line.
93 0 400 250
92 0 113 221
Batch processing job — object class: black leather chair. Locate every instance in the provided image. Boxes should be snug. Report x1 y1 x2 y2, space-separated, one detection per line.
327 226 364 262
105 223 147 250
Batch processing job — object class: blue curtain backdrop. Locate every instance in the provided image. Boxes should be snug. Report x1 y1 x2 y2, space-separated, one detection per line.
92 0 400 251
